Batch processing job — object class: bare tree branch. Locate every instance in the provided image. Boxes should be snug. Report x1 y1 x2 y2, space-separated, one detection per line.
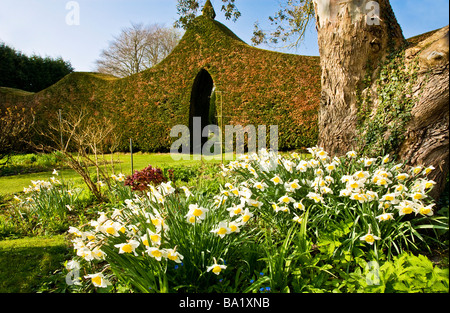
95 23 182 77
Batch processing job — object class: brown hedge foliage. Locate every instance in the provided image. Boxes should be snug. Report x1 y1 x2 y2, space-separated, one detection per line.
0 15 321 153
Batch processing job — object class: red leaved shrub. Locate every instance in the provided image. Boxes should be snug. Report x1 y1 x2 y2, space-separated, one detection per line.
124 165 167 192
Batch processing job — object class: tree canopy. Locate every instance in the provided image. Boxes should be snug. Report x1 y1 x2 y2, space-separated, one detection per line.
0 42 74 92
174 0 314 48
95 23 181 78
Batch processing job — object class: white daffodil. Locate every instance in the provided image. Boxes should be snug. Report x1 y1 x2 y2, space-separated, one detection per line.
146 247 165 261
284 179 301 192
207 258 227 275
238 208 254 224
424 166 435 175
293 201 305 211
253 181 268 191
84 273 111 288
211 221 232 238
114 240 140 256
296 160 309 172
185 204 209 224
227 203 244 217
396 200 415 216
180 186 192 198
307 192 324 203
416 203 435 217
360 229 380 245
354 171 370 180
293 214 303 224
228 221 241 233
411 166 423 175
270 175 283 185
164 247 184 263
376 212 394 222
278 195 295 205
246 198 263 208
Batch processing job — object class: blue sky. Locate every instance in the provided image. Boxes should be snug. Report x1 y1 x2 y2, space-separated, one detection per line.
0 0 448 72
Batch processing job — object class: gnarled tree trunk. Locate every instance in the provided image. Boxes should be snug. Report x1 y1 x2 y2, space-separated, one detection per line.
313 0 449 199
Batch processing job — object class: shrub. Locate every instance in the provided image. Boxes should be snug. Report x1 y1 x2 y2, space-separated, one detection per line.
124 165 168 192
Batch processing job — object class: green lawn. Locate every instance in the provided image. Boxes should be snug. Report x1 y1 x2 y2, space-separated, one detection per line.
0 152 228 196
0 235 69 292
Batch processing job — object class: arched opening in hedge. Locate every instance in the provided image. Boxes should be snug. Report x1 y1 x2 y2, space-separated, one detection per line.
189 69 216 154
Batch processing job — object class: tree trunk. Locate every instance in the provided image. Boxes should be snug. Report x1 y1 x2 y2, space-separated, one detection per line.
313 0 449 199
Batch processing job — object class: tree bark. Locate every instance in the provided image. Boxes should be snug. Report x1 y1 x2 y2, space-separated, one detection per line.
313 0 449 199
399 26 449 198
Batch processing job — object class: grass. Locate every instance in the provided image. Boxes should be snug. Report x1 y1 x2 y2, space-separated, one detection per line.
0 235 69 292
0 152 230 196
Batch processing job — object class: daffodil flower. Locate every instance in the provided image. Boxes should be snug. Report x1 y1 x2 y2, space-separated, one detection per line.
396 200 415 216
180 186 192 198
362 158 376 167
115 240 140 256
412 166 423 175
185 204 209 224
278 195 295 205
147 247 165 261
164 247 184 263
100 220 125 237
228 221 241 233
226 203 244 217
296 160 309 172
307 192 323 203
207 258 227 275
238 208 254 224
424 166 435 175
65 260 81 271
373 175 392 187
410 191 426 202
270 175 283 185
416 204 434 216
346 179 364 191
376 212 394 222
325 162 337 173
253 181 268 191
211 221 232 238
293 201 305 211
380 192 399 203
147 230 162 246
293 214 303 224
246 199 263 208
360 230 380 245
284 179 300 192
339 189 352 197
354 171 370 180
85 273 111 288
396 173 409 181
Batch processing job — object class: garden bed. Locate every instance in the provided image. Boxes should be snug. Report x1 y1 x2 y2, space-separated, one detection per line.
0 148 448 293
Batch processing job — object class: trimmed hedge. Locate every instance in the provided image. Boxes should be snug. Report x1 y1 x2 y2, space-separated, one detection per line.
0 15 321 153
